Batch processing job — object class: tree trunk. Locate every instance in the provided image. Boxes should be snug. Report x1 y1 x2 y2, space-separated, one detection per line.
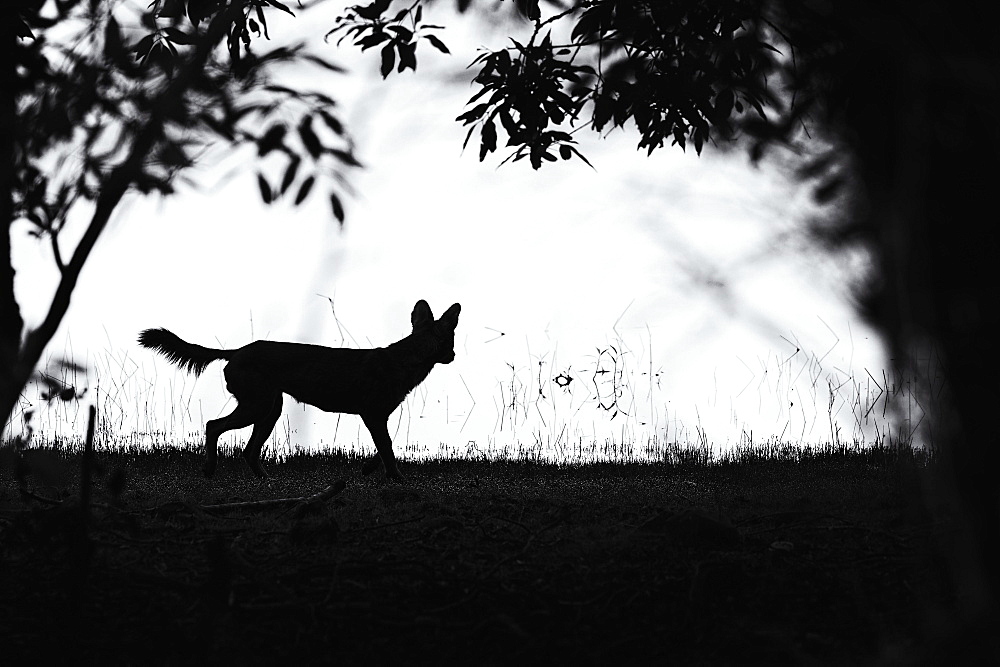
2 13 26 434
834 0 1000 637
2 10 228 430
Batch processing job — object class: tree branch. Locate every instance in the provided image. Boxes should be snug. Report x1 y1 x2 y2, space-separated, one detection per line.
2 11 230 427
1 13 25 431
50 231 65 273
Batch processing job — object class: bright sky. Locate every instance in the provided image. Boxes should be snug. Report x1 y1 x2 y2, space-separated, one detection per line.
9 3 918 460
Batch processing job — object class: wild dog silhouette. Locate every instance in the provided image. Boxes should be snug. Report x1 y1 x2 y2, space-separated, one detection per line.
138 300 460 480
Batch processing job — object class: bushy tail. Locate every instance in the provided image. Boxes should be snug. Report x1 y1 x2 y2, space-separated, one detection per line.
137 328 234 376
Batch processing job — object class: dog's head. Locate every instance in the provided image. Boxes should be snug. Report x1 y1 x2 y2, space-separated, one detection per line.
412 300 461 364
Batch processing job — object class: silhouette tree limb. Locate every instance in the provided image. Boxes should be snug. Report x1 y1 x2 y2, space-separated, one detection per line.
2 5 230 426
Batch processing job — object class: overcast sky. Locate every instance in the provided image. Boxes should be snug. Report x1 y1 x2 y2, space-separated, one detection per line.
9 3 915 460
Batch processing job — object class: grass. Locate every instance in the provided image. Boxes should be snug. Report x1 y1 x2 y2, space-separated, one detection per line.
0 438 955 665
0 320 956 662
3 314 939 467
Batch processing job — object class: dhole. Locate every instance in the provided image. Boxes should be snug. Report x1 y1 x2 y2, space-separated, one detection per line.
138 300 460 480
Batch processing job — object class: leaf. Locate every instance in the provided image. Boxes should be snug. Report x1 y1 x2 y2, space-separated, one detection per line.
357 0 391 21
397 42 417 73
499 108 518 137
298 117 323 158
462 124 476 151
758 40 782 54
813 176 845 204
280 157 300 194
104 16 123 58
714 89 735 122
359 31 390 50
294 175 315 205
672 126 686 151
133 33 155 62
567 145 594 169
301 53 346 73
571 10 600 43
186 0 216 25
387 25 413 43
559 144 572 160
257 124 287 156
456 103 489 124
592 95 613 131
330 193 345 224
515 0 540 21
265 0 296 16
465 85 493 106
318 110 344 136
479 120 497 161
263 84 302 97
424 34 450 54
330 149 362 168
163 26 193 45
497 48 512 72
380 43 395 78
15 15 33 39
529 145 542 169
158 142 189 168
254 3 270 39
257 173 273 204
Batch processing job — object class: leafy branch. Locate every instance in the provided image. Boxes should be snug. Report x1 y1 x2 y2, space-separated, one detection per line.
326 0 450 79
451 0 783 169
5 0 361 426
458 31 595 169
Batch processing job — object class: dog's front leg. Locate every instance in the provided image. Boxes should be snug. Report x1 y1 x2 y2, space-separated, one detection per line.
361 414 404 481
361 454 382 476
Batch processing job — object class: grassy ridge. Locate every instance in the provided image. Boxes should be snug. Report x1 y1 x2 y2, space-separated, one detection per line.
0 443 954 664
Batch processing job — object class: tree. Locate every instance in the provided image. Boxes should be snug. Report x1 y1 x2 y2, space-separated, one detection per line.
4 0 359 429
338 0 1000 642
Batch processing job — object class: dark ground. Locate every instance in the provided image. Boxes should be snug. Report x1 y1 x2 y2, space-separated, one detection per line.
0 447 970 665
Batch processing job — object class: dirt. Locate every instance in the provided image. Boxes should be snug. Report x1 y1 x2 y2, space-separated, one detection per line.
0 449 962 665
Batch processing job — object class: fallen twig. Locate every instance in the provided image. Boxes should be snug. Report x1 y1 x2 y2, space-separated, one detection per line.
19 487 62 506
200 479 347 515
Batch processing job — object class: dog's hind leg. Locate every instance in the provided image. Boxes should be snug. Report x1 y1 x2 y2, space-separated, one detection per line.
204 362 274 478
242 394 282 479
204 402 256 478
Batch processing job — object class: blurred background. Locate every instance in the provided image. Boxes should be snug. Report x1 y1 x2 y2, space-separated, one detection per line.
8 2 916 461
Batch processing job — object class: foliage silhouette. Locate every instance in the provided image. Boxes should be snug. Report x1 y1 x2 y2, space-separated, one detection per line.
4 0 358 431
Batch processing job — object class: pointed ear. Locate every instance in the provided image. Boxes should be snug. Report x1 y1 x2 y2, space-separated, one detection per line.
440 303 461 329
411 300 434 328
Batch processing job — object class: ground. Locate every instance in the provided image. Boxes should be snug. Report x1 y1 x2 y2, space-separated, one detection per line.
0 448 963 664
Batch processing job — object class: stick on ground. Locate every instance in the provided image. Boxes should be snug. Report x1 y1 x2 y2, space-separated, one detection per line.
200 479 347 515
